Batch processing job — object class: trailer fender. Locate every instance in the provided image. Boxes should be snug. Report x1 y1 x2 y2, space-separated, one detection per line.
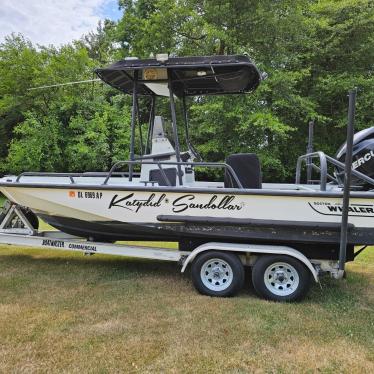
180 242 319 282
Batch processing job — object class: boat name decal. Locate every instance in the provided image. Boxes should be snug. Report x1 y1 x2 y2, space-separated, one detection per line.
109 193 167 212
172 194 243 213
309 201 374 217
108 193 243 213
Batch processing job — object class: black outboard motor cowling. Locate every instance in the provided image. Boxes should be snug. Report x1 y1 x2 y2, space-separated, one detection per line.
335 127 374 189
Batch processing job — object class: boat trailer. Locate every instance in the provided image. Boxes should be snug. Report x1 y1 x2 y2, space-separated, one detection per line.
0 195 346 301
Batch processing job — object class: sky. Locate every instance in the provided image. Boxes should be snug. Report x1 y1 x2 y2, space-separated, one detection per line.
0 0 122 46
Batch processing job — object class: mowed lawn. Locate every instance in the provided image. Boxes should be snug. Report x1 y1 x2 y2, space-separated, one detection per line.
0 207 373 372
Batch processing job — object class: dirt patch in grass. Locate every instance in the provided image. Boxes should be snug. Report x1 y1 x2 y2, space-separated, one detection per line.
0 246 373 372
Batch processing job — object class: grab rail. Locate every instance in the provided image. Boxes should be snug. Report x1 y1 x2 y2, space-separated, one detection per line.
15 161 243 189
295 152 329 191
15 171 140 183
102 160 244 188
295 151 374 191
16 172 77 183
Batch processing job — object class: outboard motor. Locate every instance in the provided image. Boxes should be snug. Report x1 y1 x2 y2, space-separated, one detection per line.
335 127 374 189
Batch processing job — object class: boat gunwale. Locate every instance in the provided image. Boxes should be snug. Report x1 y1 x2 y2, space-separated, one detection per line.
1 180 374 199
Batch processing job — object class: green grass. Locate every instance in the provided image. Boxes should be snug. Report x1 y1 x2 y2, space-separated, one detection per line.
0 196 374 372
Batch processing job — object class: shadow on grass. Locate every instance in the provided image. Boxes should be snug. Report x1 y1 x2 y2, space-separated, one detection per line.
0 252 183 276
0 252 193 303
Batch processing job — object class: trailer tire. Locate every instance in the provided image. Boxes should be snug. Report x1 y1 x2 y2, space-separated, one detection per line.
191 251 244 297
252 255 311 302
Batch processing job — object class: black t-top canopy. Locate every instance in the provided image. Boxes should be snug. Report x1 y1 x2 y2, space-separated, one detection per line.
95 55 261 97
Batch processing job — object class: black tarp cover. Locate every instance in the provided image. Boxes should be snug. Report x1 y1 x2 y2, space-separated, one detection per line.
95 55 261 97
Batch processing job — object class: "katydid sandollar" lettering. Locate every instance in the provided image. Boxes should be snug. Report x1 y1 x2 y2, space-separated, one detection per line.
171 194 242 213
108 193 243 213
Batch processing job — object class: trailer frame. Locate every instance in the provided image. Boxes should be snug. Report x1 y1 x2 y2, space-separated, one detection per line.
0 201 350 301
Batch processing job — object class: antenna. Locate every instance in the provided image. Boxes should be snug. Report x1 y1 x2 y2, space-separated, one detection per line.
28 78 101 91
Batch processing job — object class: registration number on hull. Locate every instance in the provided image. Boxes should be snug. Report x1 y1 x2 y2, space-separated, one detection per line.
68 191 103 199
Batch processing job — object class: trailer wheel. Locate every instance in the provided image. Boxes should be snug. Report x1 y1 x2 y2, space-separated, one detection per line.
191 251 244 297
252 255 311 302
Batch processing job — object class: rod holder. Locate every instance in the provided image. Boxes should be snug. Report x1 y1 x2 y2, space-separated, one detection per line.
338 88 357 276
306 120 314 183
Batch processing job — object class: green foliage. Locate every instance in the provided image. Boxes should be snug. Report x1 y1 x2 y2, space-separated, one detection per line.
106 95 132 163
0 0 373 181
6 112 63 173
307 0 374 155
65 112 109 172
189 96 293 181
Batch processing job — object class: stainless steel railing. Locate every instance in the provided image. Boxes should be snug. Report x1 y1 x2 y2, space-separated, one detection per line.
295 151 374 191
102 160 243 188
15 160 244 189
15 171 136 184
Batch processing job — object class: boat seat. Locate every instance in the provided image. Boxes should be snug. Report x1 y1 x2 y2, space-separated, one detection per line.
224 153 262 189
149 167 177 186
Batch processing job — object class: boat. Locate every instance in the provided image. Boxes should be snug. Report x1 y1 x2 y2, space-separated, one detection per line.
1 54 374 264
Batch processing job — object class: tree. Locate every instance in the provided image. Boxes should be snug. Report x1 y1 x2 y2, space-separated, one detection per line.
308 0 374 154
6 112 63 173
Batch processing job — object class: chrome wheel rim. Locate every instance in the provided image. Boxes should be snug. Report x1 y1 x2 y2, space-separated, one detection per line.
200 258 233 292
264 262 299 297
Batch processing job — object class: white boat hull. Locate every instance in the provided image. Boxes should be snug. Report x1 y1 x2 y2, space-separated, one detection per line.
1 183 374 259
2 185 374 226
